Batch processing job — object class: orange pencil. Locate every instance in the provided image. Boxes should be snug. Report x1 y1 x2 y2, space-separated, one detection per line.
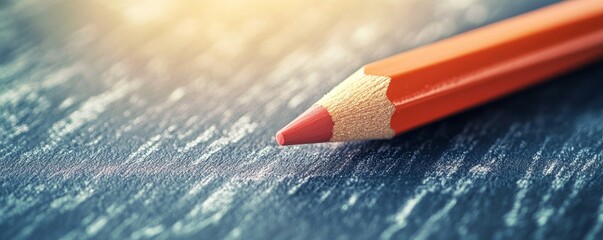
276 0 603 145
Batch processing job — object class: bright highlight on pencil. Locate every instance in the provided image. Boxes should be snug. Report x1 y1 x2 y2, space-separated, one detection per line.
276 0 603 145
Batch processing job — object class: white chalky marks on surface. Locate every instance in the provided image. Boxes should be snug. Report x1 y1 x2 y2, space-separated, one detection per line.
240 146 273 166
504 139 549 227
412 157 498 239
288 177 310 196
171 180 240 235
543 161 557 175
586 195 603 240
192 116 258 165
0 50 31 80
187 178 214 197
181 126 217 153
86 216 108 235
380 191 427 239
532 139 603 238
168 88 186 103
34 80 141 155
0 183 46 223
381 121 512 239
0 65 80 105
58 97 76 110
50 185 95 211
125 134 162 163
380 141 473 239
131 225 165 239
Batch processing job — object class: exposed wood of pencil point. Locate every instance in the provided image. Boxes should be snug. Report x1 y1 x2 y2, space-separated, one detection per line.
276 0 603 145
276 68 395 145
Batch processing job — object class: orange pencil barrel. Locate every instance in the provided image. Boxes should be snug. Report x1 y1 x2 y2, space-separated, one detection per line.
365 0 603 134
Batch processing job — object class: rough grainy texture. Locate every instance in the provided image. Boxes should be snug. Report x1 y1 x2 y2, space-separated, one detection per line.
1 0 603 239
317 68 394 141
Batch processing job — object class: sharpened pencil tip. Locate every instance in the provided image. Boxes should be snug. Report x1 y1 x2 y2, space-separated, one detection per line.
275 105 334 145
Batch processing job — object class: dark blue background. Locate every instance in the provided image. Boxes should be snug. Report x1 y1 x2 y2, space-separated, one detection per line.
2 0 603 239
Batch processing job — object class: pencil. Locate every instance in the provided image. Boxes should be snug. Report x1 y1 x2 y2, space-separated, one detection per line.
276 0 603 145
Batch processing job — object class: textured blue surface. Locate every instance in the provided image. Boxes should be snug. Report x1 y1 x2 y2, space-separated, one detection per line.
2 0 603 239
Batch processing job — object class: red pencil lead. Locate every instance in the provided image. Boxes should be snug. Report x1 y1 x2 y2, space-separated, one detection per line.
276 106 334 145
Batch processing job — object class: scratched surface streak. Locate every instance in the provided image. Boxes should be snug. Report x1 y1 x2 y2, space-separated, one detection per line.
1 0 603 239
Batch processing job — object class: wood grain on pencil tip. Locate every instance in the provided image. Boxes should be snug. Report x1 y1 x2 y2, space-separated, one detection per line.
276 0 603 145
